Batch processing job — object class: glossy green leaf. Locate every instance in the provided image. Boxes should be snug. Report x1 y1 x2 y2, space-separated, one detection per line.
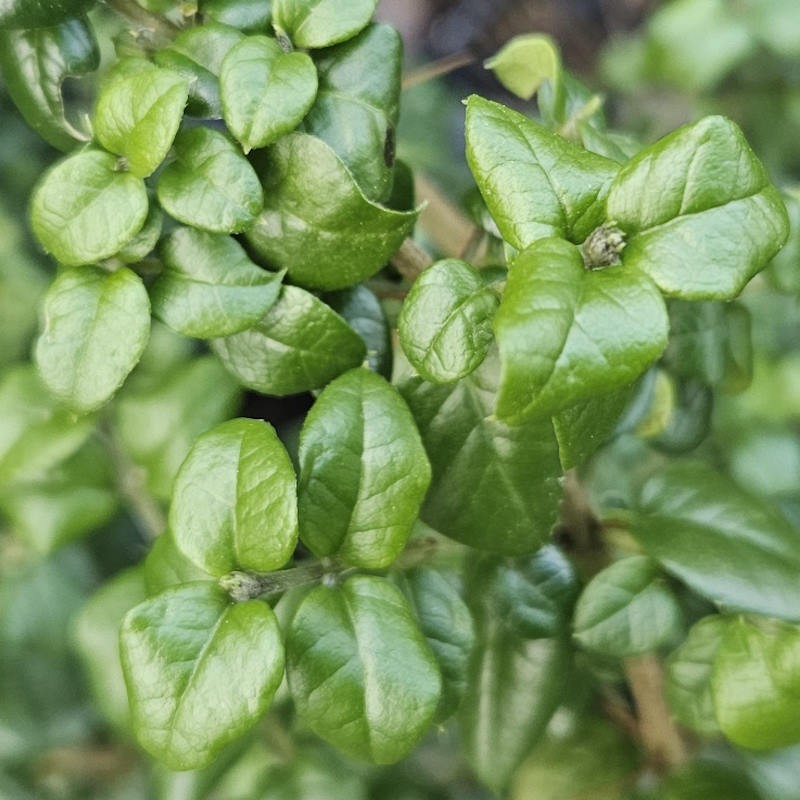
666 615 727 736
35 266 150 413
272 0 377 48
201 0 271 32
30 149 148 266
144 531 210 596
398 259 498 384
573 555 682 657
305 23 401 201
631 461 800 621
298 368 430 568
0 0 94 29
157 126 263 233
211 285 366 395
152 227 283 338
607 115 790 299
94 60 188 178
170 418 298 576
399 348 562 554
494 238 668 421
220 35 317 152
121 582 284 769
712 617 800 750
0 18 97 151
465 95 618 249
484 33 560 101
246 133 418 290
286 575 441 764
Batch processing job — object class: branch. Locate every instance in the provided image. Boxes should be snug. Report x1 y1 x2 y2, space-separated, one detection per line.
402 50 476 90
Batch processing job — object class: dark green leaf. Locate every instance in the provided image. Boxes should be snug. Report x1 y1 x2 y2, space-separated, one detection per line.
0 0 94 29
144 531 210 596
157 126 263 233
121 582 284 769
649 378 713 454
272 0 377 49
220 35 317 152
211 284 366 395
246 133 418 290
170 418 298 576
298 367 430 568
286 575 441 763
200 0 271 32
663 300 729 385
152 227 283 338
30 149 148 266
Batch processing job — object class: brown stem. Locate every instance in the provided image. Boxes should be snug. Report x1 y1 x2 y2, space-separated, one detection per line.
414 173 479 259
390 237 434 282
402 50 476 90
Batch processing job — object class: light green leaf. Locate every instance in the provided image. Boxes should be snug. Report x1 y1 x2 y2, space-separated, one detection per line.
494 237 668 421
30 149 148 266
144 531 210 596
298 368 430 568
157 126 263 233
220 35 317 152
246 133 418 290
398 259 498 384
484 33 560 101
211 284 366 396
399 348 562 555
631 461 800 621
152 227 283 338
170 418 298 577
117 203 163 263
286 575 441 764
272 0 377 48
573 555 683 657
712 617 800 750
35 266 150 413
465 95 618 249
607 115 790 299
121 582 284 769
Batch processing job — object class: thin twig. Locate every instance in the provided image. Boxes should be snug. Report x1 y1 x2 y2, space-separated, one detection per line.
390 237 434 282
402 50 476 90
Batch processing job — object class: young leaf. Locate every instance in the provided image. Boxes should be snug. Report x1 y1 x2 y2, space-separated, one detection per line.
157 126 263 233
151 227 283 338
306 23 401 201
607 115 790 299
464 95 618 249
246 133 418 290
399 348 562 555
170 418 298 577
30 149 148 266
286 575 441 764
298 368 430 568
494 237 668 421
398 259 499 384
631 461 800 621
572 555 683 658
484 33 560 101
120 582 284 770
272 0 378 49
35 266 150 413
220 35 317 152
211 285 366 395
0 0 94 29
94 60 189 178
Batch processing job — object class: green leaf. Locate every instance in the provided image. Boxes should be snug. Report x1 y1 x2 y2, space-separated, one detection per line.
220 35 317 152
286 575 441 763
631 461 800 621
30 149 148 266
0 18 97 151
607 115 790 299
573 555 683 657
465 95 618 250
155 22 244 119
0 0 94 29
94 60 189 178
305 23 401 201
157 126 263 233
170 418 298 576
272 0 377 48
211 284 366 395
712 617 800 750
399 348 562 555
201 0 271 32
398 259 498 384
117 202 163 263
484 33 560 101
657 760 762 800
298 368 430 568
666 615 727 736
649 378 713 454
151 227 283 338
35 266 150 413
494 237 668 421
121 582 284 770
144 531 210 596
246 133 418 290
